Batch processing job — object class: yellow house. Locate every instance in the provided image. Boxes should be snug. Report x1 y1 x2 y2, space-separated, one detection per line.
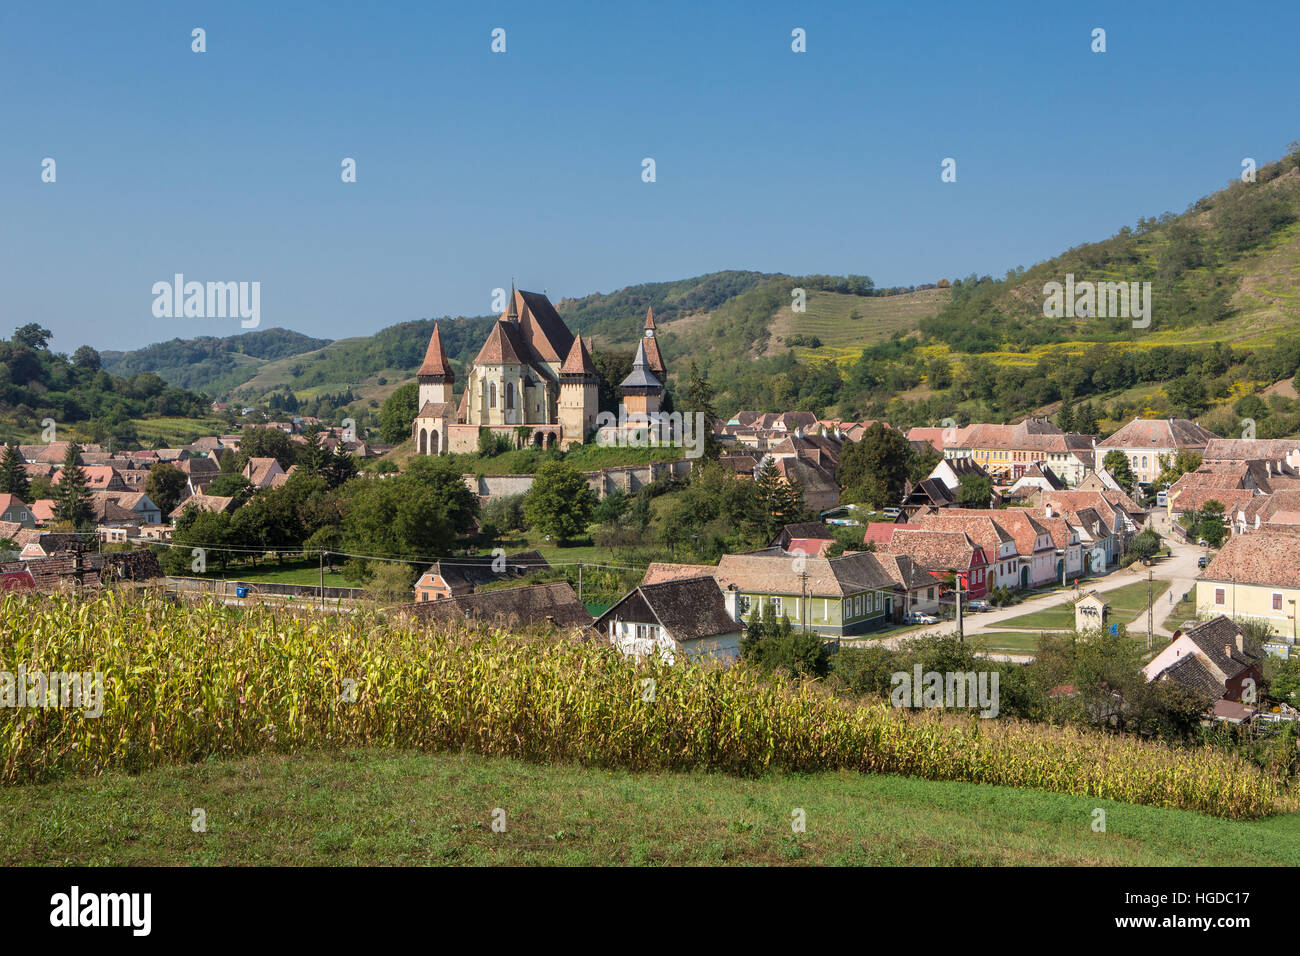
1196 531 1300 651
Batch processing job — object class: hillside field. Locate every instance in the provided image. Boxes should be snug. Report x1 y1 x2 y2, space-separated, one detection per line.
3 749 1297 866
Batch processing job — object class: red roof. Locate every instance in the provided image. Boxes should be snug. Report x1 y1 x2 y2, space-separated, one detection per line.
417 323 453 378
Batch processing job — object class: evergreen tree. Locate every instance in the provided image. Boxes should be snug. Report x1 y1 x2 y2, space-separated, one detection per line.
682 361 722 460
1076 402 1098 435
54 442 93 528
1056 401 1075 432
0 443 30 499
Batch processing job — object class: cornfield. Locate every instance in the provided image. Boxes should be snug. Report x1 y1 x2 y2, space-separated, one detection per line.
0 589 1286 819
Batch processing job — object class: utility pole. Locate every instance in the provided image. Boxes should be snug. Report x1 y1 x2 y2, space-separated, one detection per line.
319 549 325 610
800 569 809 633
578 562 583 604
955 574 964 642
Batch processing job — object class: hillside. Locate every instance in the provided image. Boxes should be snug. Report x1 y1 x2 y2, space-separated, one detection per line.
3 749 1296 865
100 327 332 395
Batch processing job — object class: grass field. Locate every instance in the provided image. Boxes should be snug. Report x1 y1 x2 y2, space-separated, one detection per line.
193 558 353 587
766 288 950 362
999 580 1172 631
2 749 1296 866
972 631 1050 655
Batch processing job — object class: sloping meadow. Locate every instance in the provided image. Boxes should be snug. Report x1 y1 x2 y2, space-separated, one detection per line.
0 589 1285 819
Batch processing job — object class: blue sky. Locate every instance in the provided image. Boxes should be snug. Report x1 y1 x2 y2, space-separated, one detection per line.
2 0 1297 351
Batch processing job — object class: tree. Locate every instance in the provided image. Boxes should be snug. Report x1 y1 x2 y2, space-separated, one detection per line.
1195 499 1227 548
1102 450 1137 492
53 442 93 528
741 601 828 677
681 361 722 459
0 443 30 499
342 461 477 560
235 427 298 470
12 324 52 350
1155 450 1202 488
756 457 798 535
363 560 417 604
208 473 255 505
837 422 914 508
1127 528 1162 562
956 472 994 508
1075 402 1098 435
378 382 419 445
1055 401 1075 432
71 346 101 371
523 461 597 544
145 462 188 517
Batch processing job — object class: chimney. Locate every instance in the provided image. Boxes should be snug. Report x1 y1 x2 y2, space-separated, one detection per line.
1236 634 1245 653
1224 643 1233 658
724 584 741 621
1045 503 1054 518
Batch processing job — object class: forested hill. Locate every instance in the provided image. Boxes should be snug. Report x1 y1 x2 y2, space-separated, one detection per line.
100 328 331 394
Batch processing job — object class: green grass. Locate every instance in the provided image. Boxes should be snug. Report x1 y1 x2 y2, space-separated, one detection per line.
999 580 1172 631
2 748 1296 866
766 288 950 362
971 631 1051 655
193 558 354 587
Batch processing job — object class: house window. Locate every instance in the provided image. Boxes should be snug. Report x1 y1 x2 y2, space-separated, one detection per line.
737 595 752 617
874 592 881 611
505 382 515 410
1273 593 1284 611
489 382 497 408
927 588 934 600
1215 588 1225 605
767 597 782 617
635 624 657 643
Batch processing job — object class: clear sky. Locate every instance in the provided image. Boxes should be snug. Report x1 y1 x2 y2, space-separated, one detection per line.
2 0 1297 352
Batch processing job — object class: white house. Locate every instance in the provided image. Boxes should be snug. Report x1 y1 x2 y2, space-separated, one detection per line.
595 576 745 664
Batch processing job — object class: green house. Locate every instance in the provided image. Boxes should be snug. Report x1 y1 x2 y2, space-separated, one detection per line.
715 551 900 638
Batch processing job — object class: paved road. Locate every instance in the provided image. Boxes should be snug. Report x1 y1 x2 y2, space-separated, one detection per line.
859 536 1204 653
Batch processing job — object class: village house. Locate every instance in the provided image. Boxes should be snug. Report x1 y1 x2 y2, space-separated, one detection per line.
403 581 592 631
875 528 990 599
52 465 127 492
1197 531 1300 652
168 493 236 524
412 551 550 602
930 508 1059 588
642 551 902 638
943 419 1094 485
1142 616 1265 703
241 457 286 489
1094 417 1217 486
907 514 1022 590
874 553 945 619
596 576 745 663
0 494 34 528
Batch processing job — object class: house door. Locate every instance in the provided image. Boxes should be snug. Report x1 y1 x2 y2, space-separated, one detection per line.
1020 566 1029 589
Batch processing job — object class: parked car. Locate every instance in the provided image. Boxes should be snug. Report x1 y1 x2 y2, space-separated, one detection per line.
882 507 902 519
1197 556 1210 569
905 612 940 625
966 599 990 612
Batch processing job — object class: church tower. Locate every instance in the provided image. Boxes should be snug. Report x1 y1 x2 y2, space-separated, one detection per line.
620 339 663 417
641 306 667 380
558 335 599 445
416 323 454 408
